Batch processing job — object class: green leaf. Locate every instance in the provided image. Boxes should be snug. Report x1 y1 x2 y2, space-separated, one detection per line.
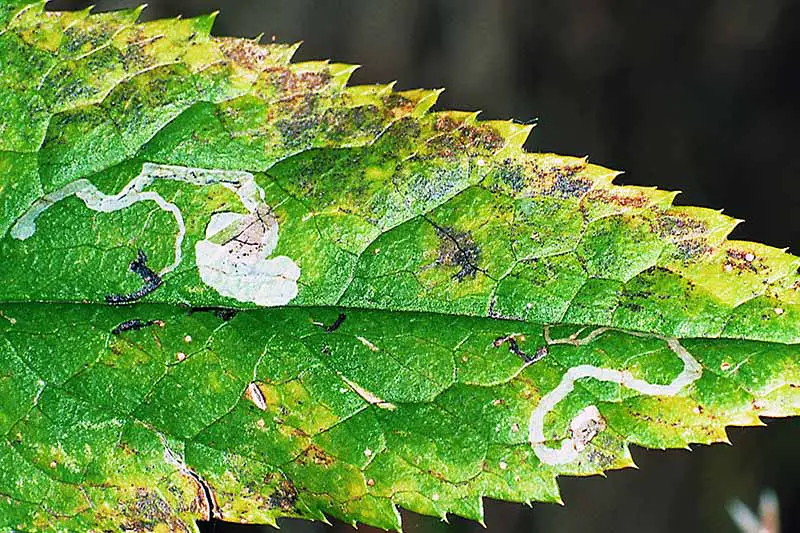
0 3 798 531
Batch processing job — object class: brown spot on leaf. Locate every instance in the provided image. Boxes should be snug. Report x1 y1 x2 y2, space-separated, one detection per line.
725 249 759 273
299 444 334 466
267 478 298 512
586 449 617 469
493 158 590 197
432 223 481 281
121 489 191 532
657 214 708 240
384 93 415 117
463 124 505 152
586 189 648 209
218 37 270 70
495 159 526 192
262 66 332 96
434 115 460 133
428 119 505 157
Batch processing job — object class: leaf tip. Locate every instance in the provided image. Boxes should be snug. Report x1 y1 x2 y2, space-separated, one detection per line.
198 10 220 35
133 3 148 20
286 39 304 60
494 121 534 155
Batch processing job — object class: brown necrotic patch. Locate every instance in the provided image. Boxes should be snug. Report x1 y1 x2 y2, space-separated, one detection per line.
657 214 708 239
724 248 760 273
491 157 591 198
121 29 160 70
654 214 714 260
585 188 649 209
427 119 505 158
275 115 322 147
383 93 416 116
325 104 384 139
218 37 271 70
262 66 332 96
434 115 461 133
674 239 712 260
544 166 592 199
121 489 191 533
61 25 109 55
463 124 505 152
298 444 334 466
266 476 298 512
430 221 481 281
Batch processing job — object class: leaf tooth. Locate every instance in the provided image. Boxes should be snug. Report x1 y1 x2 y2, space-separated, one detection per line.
464 110 483 125
64 4 93 26
342 496 404 532
454 494 485 525
142 12 213 42
189 11 219 38
492 121 535 157
130 4 148 24
343 83 394 105
658 188 682 208
380 87 443 121
281 40 303 63
378 80 398 96
587 165 624 188
402 87 444 117
298 499 331 524
327 62 361 91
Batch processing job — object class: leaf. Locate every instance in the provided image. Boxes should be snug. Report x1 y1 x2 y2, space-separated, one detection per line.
0 2 798 531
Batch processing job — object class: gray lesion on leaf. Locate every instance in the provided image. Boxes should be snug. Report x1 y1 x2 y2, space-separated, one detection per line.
426 218 481 281
121 489 192 533
265 475 298 512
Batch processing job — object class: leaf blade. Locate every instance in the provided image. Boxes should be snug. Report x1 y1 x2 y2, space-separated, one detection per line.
0 4 798 531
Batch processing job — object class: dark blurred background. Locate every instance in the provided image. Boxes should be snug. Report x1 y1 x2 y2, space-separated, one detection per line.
47 1 800 532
